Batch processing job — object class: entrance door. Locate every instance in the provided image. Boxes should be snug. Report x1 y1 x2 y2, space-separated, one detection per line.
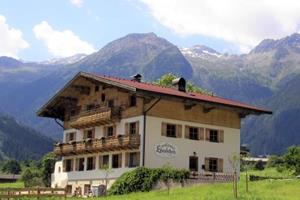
189 156 198 172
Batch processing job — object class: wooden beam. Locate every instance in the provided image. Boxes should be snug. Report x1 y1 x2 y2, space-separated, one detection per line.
203 106 215 113
71 85 90 95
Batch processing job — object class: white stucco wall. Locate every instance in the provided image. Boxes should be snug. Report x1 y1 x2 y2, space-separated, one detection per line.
144 116 240 173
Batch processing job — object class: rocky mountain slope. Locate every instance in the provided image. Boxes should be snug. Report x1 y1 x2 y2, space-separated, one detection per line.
0 32 300 155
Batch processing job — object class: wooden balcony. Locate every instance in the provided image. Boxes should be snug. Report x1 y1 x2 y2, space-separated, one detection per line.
54 135 140 156
68 107 121 129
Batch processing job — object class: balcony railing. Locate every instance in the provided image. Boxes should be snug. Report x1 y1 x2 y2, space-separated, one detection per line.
68 107 121 129
54 135 140 156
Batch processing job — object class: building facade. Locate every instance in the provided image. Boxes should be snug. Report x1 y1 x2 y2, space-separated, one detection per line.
37 72 270 195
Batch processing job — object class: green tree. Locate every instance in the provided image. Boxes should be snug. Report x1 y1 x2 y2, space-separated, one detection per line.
1 160 21 174
21 168 43 187
41 152 56 187
154 73 212 95
283 146 300 174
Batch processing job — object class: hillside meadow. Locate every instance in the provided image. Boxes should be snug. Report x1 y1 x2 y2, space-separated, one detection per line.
1 169 299 200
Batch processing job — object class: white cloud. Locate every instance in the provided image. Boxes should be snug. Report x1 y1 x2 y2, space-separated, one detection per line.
70 0 83 7
33 21 95 57
139 0 300 52
0 15 29 58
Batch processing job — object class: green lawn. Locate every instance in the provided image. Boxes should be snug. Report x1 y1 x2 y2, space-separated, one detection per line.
0 181 24 188
0 170 299 200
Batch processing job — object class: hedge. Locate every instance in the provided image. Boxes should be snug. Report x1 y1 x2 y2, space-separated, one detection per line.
108 167 189 195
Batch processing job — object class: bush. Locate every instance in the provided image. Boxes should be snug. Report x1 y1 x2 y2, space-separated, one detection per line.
108 167 189 195
254 160 265 171
22 168 44 187
1 160 21 174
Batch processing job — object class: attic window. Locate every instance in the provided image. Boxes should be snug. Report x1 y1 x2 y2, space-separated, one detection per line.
101 93 106 102
95 86 99 92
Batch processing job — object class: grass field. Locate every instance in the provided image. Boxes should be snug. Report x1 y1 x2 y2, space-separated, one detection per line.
1 169 299 200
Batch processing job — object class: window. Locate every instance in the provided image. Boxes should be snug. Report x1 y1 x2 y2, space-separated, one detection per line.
76 158 85 171
166 124 176 138
64 159 73 172
129 95 137 107
189 156 198 171
108 100 114 108
112 154 122 168
95 85 99 92
209 130 218 143
99 155 109 169
106 126 114 137
86 157 95 170
84 184 90 195
66 185 72 194
86 104 95 111
129 122 137 135
66 132 75 142
189 127 199 140
129 152 139 168
83 129 94 139
101 93 106 102
209 158 218 172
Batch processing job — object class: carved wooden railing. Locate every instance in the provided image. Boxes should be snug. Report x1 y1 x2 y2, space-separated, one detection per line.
54 135 140 156
68 107 121 129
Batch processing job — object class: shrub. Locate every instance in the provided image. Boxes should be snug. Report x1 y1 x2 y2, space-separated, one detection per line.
108 167 189 195
22 168 44 187
254 160 265 171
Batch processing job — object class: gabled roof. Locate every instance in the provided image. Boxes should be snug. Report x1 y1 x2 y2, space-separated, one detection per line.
37 71 272 118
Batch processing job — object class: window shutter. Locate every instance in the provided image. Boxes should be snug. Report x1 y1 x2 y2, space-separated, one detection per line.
176 125 182 138
125 153 129 167
185 126 189 139
218 158 224 172
99 156 103 168
70 159 74 171
161 123 167 136
75 159 79 171
118 154 122 168
113 125 117 137
136 152 140 166
205 158 209 171
136 121 140 135
199 128 204 140
63 160 66 172
92 157 96 169
125 123 129 136
205 129 210 140
83 131 87 140
92 129 95 139
219 130 224 143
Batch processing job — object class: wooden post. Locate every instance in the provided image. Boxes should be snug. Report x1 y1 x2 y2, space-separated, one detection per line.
234 171 238 199
64 186 67 200
246 169 249 193
37 187 40 200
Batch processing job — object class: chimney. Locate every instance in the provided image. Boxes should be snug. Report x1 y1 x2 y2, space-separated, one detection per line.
131 74 142 82
172 77 186 92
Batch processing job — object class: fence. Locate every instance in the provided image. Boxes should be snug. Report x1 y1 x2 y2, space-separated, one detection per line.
0 187 66 199
189 172 234 183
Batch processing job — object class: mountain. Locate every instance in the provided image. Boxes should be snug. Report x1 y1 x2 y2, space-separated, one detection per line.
72 33 193 80
0 33 193 139
40 53 87 65
0 32 300 155
0 113 53 160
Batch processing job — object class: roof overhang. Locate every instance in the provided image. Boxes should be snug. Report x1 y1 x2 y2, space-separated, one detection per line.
36 71 136 119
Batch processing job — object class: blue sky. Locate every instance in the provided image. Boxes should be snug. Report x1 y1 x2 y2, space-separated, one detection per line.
0 0 299 61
